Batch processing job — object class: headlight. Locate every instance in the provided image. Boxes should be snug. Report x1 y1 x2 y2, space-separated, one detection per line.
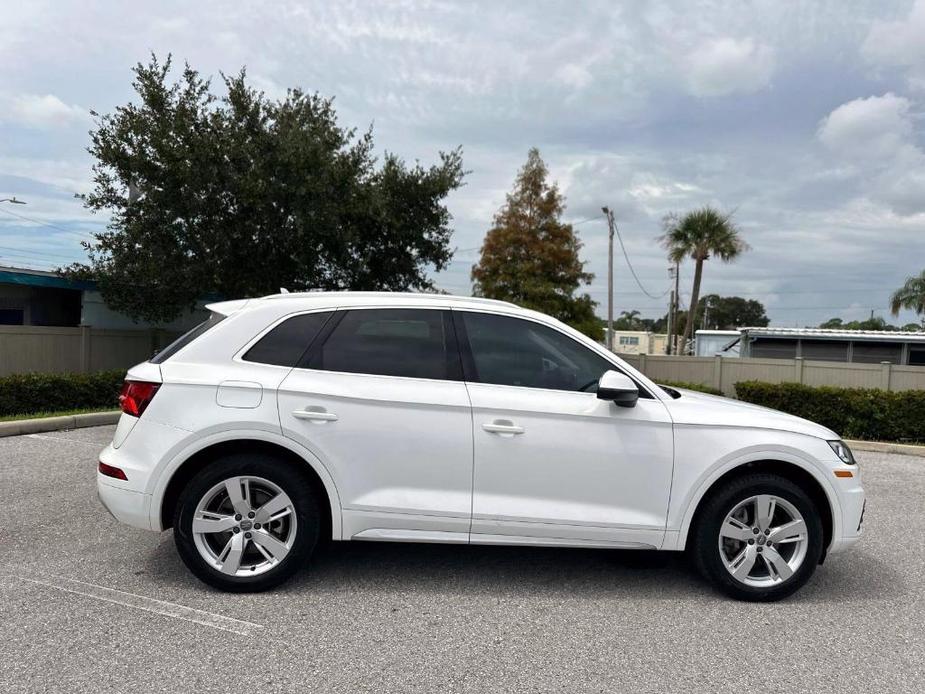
828 440 856 465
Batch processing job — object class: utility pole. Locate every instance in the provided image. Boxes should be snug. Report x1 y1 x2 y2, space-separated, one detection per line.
666 265 676 354
669 261 680 354
602 206 615 351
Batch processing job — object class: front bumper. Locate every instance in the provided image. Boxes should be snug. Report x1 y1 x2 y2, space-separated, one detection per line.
829 478 865 554
97 477 153 530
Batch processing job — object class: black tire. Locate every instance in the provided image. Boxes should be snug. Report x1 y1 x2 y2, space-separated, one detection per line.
691 473 824 602
173 454 320 592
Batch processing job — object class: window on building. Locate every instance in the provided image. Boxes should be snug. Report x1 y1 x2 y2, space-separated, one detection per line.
801 340 850 362
618 336 640 346
750 338 798 359
0 308 24 325
851 342 903 364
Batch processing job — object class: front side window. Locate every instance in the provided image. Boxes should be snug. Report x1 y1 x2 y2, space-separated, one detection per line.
459 311 616 392
308 309 456 380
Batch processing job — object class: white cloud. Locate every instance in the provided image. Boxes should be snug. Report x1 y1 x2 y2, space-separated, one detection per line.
817 93 925 216
684 37 775 97
862 0 925 90
2 93 89 129
817 93 912 159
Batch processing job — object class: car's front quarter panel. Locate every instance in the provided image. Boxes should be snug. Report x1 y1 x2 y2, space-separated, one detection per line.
666 423 863 554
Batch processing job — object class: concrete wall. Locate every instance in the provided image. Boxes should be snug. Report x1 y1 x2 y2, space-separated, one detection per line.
620 353 925 396
0 326 182 376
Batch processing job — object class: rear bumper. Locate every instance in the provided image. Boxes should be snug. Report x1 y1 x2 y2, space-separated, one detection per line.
97 477 153 531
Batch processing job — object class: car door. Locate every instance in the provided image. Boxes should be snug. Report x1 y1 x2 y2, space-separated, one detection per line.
456 309 674 549
277 307 473 542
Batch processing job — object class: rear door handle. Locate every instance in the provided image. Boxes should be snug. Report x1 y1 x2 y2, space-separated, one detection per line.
292 408 338 422
482 420 524 436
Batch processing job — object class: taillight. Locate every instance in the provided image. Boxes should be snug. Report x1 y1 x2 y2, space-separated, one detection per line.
119 380 160 417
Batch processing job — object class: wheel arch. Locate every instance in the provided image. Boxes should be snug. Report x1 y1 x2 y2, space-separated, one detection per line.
678 458 836 560
155 435 342 541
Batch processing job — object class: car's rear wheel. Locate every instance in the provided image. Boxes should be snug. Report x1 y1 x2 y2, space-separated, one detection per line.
691 473 823 601
173 454 319 592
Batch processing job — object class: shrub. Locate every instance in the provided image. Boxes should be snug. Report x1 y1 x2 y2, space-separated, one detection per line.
734 380 925 443
0 370 125 418
659 380 724 396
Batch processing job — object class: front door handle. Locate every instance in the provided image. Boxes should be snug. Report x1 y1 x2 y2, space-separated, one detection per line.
292 408 338 422
482 420 525 436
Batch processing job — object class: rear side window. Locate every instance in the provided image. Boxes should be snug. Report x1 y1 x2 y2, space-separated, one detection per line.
151 312 225 364
307 308 457 380
243 311 333 367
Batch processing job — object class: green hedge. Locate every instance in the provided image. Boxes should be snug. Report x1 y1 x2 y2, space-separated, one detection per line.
735 380 925 443
0 370 125 418
660 380 724 396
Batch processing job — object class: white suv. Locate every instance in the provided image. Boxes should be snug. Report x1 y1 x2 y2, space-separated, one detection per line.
98 292 864 600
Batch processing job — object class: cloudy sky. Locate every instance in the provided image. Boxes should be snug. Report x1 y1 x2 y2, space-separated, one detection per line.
2 0 925 326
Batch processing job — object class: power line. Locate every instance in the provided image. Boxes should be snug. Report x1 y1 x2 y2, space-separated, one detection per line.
0 245 87 261
610 217 669 300
0 206 96 237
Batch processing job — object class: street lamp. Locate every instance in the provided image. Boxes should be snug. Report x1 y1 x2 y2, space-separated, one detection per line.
0 197 27 204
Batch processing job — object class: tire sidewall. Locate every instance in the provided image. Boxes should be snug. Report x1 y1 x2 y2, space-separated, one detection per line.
694 474 824 602
174 454 319 592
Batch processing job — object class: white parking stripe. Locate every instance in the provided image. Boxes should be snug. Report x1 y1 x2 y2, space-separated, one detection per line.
25 433 104 446
15 574 264 636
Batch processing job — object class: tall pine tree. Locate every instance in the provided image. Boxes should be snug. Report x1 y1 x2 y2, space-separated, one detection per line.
471 148 601 339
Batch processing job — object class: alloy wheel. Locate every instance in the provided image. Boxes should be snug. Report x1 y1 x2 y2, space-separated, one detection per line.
191 475 297 577
718 494 808 587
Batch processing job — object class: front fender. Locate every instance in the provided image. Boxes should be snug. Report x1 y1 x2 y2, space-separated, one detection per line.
665 431 841 553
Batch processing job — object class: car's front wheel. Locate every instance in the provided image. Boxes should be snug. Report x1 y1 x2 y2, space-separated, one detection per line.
692 473 824 601
173 454 319 592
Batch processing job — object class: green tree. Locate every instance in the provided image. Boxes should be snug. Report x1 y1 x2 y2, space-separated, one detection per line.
818 316 899 331
614 309 643 330
890 270 925 327
471 148 601 339
66 55 465 323
696 294 768 330
659 207 749 353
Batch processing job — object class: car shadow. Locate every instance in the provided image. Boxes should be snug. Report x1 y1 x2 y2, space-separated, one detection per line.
141 536 906 604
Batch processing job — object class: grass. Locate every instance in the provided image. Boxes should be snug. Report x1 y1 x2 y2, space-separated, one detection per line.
0 407 119 423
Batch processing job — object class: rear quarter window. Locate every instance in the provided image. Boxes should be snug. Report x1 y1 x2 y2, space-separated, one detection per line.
242 311 334 367
151 312 225 364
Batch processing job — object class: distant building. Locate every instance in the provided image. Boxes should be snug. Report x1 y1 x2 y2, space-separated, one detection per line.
695 330 741 357
609 330 669 355
0 265 207 330
736 327 925 365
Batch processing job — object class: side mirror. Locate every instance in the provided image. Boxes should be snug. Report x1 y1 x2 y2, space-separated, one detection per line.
596 370 639 408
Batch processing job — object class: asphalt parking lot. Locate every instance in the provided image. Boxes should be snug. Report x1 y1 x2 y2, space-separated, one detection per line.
1 425 923 693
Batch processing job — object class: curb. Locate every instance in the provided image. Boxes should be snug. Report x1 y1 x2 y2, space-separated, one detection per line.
0 411 121 439
846 439 925 457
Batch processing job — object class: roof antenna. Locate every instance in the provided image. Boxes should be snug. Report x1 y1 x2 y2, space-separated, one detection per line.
279 288 290 294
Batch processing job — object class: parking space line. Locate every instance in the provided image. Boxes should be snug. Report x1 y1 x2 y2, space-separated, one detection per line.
14 574 265 636
25 433 104 446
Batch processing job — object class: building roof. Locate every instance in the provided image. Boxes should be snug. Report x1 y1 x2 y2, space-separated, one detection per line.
0 265 96 291
740 326 925 343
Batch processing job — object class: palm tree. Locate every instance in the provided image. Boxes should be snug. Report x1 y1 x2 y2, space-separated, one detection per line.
890 270 925 327
659 207 749 354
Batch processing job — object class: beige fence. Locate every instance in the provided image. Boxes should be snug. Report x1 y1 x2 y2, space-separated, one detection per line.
0 326 181 377
619 353 925 396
